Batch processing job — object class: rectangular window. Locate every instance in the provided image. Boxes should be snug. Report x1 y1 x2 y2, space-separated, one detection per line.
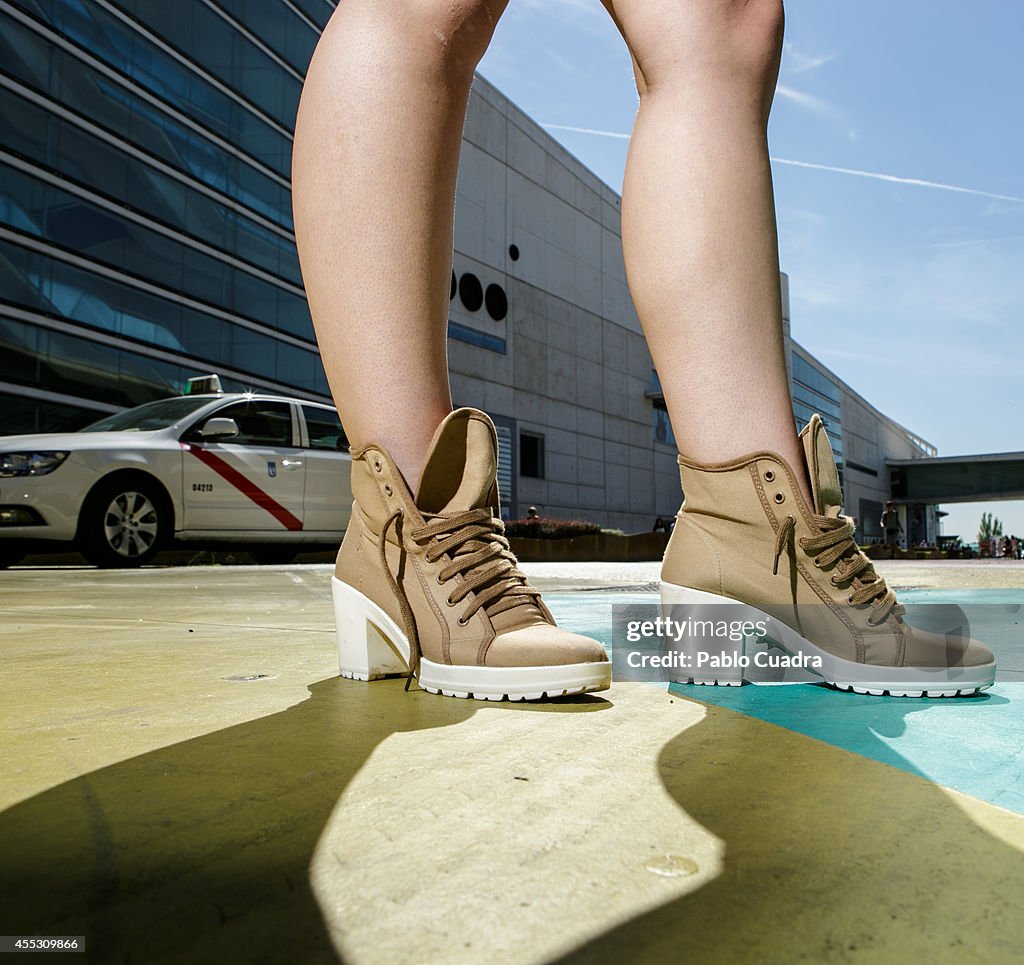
652 399 676 447
519 432 545 479
213 400 293 447
302 404 348 451
488 413 516 521
860 498 884 540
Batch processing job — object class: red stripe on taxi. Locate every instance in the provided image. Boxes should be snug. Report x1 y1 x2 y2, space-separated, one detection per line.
182 444 303 531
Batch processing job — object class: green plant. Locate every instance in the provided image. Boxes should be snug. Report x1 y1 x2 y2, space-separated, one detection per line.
978 512 1003 546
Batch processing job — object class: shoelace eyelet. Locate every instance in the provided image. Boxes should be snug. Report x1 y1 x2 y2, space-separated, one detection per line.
373 459 382 473
435 573 445 586
764 469 776 482
457 615 469 627
445 596 455 607
847 594 855 605
774 492 785 504
384 484 393 496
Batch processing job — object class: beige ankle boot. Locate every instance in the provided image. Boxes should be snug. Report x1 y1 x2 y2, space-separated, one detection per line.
661 415 996 697
332 408 611 700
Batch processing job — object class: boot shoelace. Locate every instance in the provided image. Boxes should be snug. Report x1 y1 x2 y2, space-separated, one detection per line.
378 507 544 687
773 514 904 626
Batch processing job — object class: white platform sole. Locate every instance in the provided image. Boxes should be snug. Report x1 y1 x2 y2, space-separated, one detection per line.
333 578 611 701
660 582 996 698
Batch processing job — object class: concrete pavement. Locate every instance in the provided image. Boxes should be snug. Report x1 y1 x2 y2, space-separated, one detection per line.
2 561 1023 963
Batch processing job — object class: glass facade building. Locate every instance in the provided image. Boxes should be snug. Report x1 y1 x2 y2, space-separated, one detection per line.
0 0 337 432
791 348 843 467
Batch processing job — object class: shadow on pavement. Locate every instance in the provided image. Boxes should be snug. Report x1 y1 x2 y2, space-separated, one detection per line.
4 668 1022 963
556 688 1024 963
0 678 606 963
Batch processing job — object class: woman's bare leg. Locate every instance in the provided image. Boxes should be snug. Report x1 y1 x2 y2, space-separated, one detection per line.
293 0 507 487
602 0 810 498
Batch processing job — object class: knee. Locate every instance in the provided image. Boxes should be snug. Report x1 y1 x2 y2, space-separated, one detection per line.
731 0 785 84
629 0 784 97
389 0 506 74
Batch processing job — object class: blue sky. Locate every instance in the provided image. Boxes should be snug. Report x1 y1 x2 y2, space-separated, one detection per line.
478 0 1024 543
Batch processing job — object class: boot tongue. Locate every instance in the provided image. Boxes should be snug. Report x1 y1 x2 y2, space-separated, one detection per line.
799 414 843 518
415 408 497 514
416 409 545 632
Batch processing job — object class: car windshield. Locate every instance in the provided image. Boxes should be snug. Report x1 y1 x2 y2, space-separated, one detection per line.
80 397 216 432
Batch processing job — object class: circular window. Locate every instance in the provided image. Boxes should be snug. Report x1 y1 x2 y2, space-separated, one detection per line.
485 283 508 321
458 273 483 312
450 271 456 300
508 244 520 262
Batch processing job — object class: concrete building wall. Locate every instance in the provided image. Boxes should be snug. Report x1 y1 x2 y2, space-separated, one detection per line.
448 77 680 531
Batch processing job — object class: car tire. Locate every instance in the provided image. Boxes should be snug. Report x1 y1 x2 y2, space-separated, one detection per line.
248 545 299 565
0 543 26 568
79 477 167 568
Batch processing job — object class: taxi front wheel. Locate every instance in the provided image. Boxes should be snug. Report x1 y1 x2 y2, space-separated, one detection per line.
80 477 168 568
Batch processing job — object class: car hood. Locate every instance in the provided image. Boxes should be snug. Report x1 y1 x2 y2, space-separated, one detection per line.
0 430 173 451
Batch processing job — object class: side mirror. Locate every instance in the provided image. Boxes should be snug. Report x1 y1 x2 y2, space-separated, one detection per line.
199 417 239 440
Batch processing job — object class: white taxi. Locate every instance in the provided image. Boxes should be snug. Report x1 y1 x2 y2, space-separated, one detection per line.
0 377 352 567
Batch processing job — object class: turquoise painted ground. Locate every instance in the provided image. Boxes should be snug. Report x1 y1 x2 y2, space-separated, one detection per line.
547 590 1024 815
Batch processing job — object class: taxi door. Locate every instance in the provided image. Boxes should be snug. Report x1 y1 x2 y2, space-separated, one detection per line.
298 403 351 534
180 399 306 533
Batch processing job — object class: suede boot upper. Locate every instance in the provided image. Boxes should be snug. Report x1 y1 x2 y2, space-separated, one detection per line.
335 408 607 673
663 415 993 670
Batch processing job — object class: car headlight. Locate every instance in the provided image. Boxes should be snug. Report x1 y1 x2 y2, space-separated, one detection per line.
0 451 70 477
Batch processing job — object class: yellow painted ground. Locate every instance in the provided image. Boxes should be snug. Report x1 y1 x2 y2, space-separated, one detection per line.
1 565 1023 963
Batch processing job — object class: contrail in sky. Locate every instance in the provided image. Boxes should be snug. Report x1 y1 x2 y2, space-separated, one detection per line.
543 123 631 139
770 157 1024 205
541 123 1024 205
926 235 1024 248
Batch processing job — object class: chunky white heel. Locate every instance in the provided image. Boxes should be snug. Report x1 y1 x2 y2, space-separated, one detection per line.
333 578 409 680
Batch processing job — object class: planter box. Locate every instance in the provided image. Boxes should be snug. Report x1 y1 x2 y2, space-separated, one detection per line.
509 531 670 563
862 545 949 561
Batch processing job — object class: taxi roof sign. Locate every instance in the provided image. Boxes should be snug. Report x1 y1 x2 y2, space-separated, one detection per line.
185 375 223 395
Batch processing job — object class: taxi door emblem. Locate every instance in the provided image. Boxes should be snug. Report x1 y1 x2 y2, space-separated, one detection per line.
267 461 277 478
